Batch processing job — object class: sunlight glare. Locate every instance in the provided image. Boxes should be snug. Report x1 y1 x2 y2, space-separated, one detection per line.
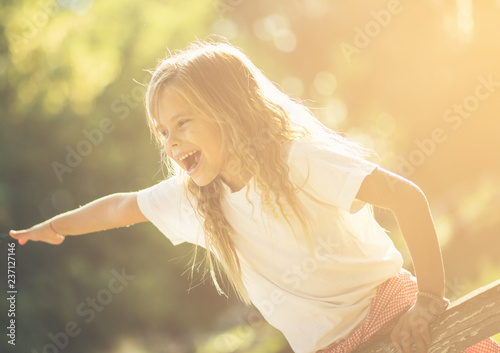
456 0 474 44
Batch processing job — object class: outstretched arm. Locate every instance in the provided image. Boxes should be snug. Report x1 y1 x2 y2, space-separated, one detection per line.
10 192 147 245
356 166 445 353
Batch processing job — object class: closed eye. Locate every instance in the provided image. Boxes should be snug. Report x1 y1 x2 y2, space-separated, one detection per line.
159 129 169 138
178 119 190 127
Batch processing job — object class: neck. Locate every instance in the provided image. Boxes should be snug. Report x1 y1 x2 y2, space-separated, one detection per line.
220 172 251 193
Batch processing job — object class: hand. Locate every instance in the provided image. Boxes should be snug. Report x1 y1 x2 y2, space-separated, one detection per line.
10 221 66 245
390 298 444 353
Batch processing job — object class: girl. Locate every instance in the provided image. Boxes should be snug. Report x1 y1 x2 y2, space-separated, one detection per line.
10 40 499 353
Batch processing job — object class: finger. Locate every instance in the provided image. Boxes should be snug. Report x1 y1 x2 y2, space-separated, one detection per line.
9 230 34 245
10 229 29 237
410 308 434 353
420 320 432 347
399 321 413 353
393 341 403 353
410 307 432 348
52 234 65 245
10 230 28 244
411 322 428 353
43 232 65 245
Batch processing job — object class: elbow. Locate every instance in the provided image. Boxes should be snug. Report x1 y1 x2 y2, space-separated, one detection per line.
357 167 429 212
389 178 428 214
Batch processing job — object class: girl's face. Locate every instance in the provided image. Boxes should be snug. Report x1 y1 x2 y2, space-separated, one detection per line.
156 90 244 191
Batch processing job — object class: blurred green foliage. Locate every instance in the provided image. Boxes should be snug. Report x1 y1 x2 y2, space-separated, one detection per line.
1 0 499 352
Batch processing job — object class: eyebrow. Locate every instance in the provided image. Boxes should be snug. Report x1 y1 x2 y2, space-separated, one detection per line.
156 113 189 130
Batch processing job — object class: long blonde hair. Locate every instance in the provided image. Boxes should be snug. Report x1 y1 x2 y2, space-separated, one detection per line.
145 39 367 303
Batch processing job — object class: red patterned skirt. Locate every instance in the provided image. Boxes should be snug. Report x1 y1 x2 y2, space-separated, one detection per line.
318 270 500 353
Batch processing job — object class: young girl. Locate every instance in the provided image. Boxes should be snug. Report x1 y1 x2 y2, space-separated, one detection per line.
10 40 499 353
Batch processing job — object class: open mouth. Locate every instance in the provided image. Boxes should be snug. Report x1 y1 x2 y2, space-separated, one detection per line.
179 150 201 173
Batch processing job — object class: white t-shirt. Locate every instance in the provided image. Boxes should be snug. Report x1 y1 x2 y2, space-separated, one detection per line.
137 139 403 353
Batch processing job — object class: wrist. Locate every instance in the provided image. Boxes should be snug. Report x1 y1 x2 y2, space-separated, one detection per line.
48 220 65 237
416 291 450 315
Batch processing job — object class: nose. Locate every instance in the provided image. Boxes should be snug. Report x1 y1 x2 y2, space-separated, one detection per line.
164 129 180 150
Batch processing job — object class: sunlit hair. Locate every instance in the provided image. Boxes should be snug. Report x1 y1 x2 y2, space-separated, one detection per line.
145 39 369 303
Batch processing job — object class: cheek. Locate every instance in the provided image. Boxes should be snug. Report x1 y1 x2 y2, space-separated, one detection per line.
164 147 178 165
207 129 224 155
205 138 224 164
163 145 173 158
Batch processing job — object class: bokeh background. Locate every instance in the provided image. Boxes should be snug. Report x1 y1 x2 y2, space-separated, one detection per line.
1 0 499 352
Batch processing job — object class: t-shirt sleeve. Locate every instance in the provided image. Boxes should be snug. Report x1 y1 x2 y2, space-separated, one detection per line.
136 176 204 246
288 140 378 213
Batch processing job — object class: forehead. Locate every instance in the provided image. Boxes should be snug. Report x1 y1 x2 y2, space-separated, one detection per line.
156 89 190 128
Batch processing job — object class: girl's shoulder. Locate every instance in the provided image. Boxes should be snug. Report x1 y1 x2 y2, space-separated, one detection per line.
286 136 371 163
285 137 377 182
284 138 338 164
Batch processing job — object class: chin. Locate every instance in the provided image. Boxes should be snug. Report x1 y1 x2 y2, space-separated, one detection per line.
190 175 217 187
